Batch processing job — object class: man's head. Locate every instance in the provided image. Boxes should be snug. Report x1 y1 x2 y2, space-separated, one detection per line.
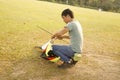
61 9 74 23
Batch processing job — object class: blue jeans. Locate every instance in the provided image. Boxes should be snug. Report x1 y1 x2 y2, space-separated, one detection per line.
52 45 75 62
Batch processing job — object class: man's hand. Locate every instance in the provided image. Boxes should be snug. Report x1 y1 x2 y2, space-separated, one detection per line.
57 36 63 40
51 27 69 39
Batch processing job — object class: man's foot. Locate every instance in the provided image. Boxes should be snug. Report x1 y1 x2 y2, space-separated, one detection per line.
72 61 78 65
58 62 74 69
57 59 76 69
71 59 78 65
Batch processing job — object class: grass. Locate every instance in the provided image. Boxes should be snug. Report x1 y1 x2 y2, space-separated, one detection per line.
0 0 120 80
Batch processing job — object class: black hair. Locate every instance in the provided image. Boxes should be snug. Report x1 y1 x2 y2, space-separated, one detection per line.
61 9 74 18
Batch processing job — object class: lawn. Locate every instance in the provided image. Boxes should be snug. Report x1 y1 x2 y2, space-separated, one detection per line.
0 0 120 80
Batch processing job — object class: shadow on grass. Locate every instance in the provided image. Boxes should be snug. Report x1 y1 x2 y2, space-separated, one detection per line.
8 47 70 80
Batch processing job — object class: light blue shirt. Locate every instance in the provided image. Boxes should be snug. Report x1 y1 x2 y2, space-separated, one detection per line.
66 20 83 53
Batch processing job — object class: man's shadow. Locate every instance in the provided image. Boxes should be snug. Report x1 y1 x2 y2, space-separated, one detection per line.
32 47 69 77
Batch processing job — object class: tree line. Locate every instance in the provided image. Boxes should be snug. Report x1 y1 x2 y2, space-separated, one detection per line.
40 0 120 13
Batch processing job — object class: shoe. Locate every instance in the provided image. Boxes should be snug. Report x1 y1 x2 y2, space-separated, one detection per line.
72 61 78 65
58 62 74 69
68 59 78 65
71 59 78 65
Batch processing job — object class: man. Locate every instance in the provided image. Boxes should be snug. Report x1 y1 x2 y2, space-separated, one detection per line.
51 9 83 68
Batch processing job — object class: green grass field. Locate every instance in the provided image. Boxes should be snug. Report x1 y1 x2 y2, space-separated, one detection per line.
0 0 120 80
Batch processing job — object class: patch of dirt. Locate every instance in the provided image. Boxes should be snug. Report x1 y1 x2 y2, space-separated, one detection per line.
66 53 120 80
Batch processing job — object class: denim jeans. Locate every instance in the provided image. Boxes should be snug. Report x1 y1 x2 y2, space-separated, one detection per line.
52 45 75 62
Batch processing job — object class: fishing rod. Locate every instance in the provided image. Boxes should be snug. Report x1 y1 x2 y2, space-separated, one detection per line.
37 25 53 35
37 25 68 43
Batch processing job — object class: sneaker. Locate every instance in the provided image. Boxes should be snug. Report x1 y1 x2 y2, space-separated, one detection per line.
72 61 78 65
71 59 78 65
68 59 78 65
58 62 74 69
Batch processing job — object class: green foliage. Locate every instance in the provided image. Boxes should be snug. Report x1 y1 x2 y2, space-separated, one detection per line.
113 0 120 12
99 0 114 11
39 0 120 13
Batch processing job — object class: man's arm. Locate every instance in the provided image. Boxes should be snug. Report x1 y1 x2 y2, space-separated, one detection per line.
51 27 69 39
61 35 70 39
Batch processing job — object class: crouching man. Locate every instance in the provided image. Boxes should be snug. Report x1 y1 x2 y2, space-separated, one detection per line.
51 9 83 68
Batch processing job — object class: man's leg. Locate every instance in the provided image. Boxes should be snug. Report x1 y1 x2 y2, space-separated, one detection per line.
52 45 74 63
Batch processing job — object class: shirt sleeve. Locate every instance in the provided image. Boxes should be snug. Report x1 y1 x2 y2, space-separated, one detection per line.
65 23 73 31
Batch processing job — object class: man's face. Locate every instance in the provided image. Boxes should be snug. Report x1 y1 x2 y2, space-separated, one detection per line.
62 15 70 23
